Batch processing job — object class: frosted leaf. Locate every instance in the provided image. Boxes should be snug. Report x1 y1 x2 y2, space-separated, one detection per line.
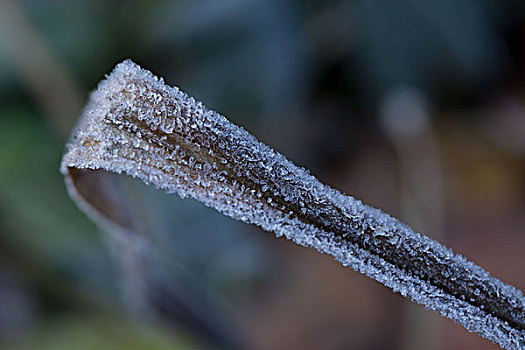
61 60 525 350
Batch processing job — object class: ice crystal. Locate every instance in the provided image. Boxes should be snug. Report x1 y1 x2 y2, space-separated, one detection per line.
61 60 525 349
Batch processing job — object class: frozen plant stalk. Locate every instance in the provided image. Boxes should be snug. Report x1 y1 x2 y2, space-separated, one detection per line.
61 60 525 349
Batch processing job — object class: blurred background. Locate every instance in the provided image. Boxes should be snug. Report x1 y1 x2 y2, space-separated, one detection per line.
0 0 524 349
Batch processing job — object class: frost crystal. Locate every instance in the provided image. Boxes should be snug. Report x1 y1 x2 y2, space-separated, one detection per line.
61 60 525 349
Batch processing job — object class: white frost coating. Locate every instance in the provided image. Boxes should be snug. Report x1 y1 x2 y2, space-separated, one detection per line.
61 60 525 349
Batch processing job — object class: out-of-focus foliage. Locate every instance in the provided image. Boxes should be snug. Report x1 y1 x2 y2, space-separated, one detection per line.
10 315 201 350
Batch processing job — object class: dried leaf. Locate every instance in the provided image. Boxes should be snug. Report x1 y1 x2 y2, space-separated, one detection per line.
61 60 525 349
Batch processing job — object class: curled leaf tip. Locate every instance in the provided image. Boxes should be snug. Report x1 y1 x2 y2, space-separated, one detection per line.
61 60 525 349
